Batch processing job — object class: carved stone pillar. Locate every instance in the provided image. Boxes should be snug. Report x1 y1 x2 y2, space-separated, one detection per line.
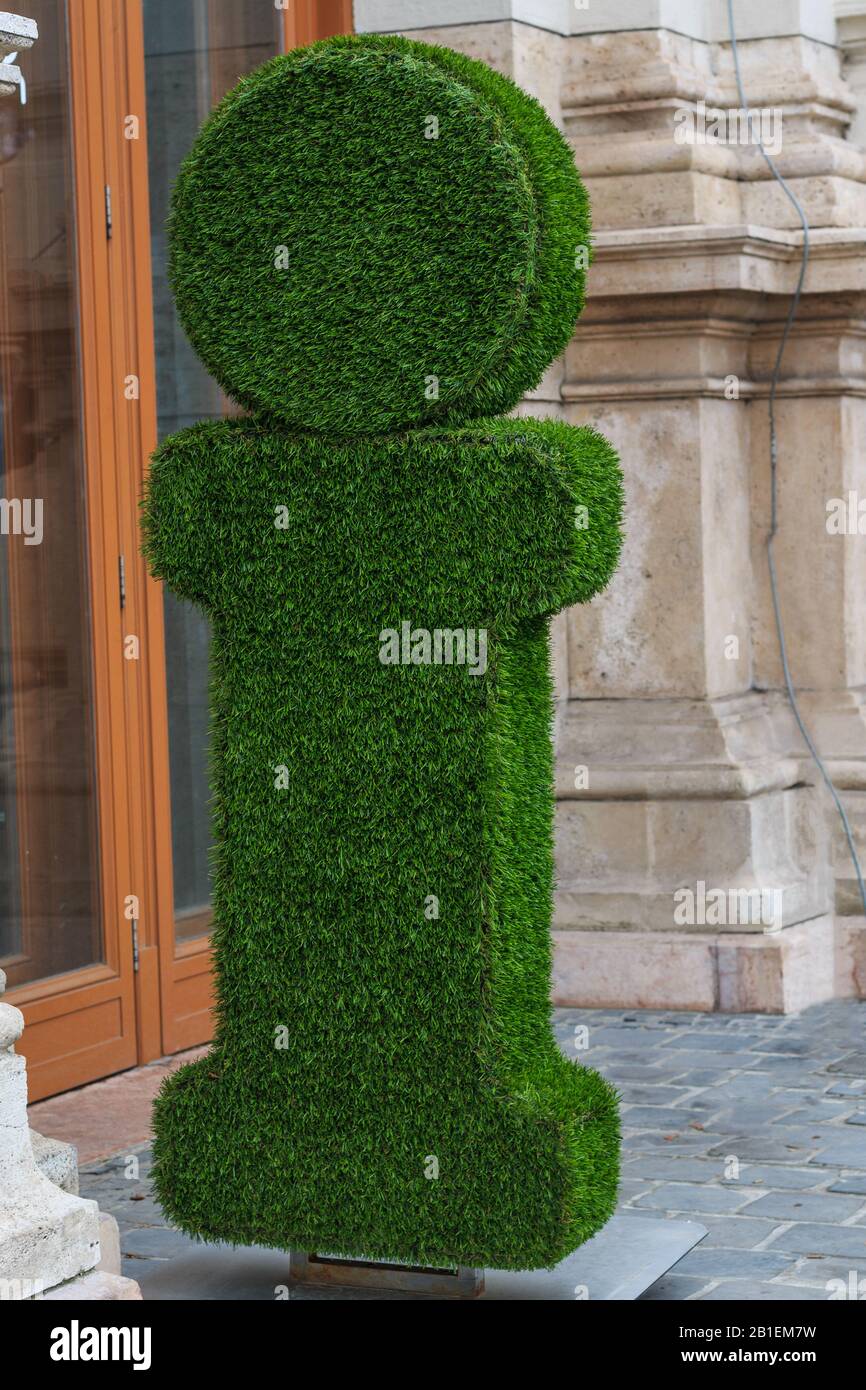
356 0 866 1011
838 1 866 146
0 967 103 1296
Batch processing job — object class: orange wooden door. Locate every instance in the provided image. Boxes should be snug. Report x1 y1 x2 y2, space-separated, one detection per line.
132 0 354 1060
3 1 355 1099
284 0 354 47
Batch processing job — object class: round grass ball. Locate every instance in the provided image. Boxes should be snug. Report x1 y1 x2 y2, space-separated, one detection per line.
169 34 591 435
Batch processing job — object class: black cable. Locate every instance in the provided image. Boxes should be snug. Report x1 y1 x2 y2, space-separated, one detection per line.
726 0 866 916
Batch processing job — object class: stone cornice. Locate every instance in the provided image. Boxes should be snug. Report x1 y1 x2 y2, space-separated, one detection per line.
0 10 36 50
355 1 839 45
0 12 37 99
588 224 866 295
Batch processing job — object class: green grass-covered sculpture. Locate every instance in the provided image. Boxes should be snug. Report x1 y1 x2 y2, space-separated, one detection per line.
143 33 624 1272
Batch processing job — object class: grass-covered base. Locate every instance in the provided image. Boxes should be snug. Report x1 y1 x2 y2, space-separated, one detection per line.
144 416 622 1270
153 1029 618 1271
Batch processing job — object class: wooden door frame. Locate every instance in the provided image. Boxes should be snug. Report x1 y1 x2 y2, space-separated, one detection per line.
283 0 354 48
121 0 355 1061
6 0 356 1097
100 0 206 1062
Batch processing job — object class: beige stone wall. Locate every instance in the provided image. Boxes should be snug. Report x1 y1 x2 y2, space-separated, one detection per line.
356 0 866 1011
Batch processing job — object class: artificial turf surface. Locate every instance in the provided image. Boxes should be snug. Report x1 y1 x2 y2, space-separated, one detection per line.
144 35 624 1271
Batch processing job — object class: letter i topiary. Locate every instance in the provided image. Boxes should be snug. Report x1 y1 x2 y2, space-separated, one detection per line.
142 33 624 1272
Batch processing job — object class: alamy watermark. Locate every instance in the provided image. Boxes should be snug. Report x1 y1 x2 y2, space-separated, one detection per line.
379 621 487 676
674 100 783 156
674 881 783 929
0 497 42 545
827 492 866 535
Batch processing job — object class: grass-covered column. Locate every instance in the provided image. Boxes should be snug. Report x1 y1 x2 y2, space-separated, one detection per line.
142 35 624 1271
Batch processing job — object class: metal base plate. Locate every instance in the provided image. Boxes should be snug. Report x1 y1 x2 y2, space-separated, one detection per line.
482 1214 706 1300
122 1213 705 1300
289 1252 483 1297
286 1215 706 1300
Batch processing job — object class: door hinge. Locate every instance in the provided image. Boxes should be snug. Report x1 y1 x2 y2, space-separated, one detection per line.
131 918 140 973
104 183 113 240
118 554 126 610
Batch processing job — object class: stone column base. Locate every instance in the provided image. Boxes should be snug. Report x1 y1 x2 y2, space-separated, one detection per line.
34 1212 141 1300
31 1132 80 1194
41 1271 142 1301
552 915 866 1014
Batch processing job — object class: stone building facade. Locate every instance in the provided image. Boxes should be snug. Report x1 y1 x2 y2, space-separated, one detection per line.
357 0 866 1013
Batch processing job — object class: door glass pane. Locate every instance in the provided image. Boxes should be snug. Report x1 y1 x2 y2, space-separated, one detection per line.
0 0 102 987
143 1 282 944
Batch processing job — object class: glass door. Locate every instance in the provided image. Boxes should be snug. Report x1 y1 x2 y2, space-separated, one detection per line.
0 0 101 989
143 0 283 949
120 0 352 1061
2 0 139 1098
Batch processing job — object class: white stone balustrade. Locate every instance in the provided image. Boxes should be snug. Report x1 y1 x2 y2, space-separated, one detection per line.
0 969 101 1297
0 9 36 99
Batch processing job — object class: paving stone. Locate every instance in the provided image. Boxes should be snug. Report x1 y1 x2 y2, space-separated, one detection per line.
661 1033 764 1052
585 1027 669 1047
668 1069 737 1088
741 1191 866 1223
81 1156 131 1176
633 1182 755 1215
617 1180 656 1204
643 1050 761 1072
622 1105 706 1129
707 1135 820 1162
826 1080 866 1098
828 1175 866 1195
78 1176 137 1202
818 1035 866 1055
722 1014 789 1027
773 1102 855 1124
711 1103 797 1128
782 1084 852 1105
599 1064 673 1083
708 1072 778 1095
670 1100 722 1123
622 1131 715 1155
120 1225 195 1261
752 1038 828 1057
689 1215 782 1249
617 1085 691 1106
622 1155 733 1183
747 1057 837 1083
595 1050 664 1067
638 1273 711 1301
105 1195 167 1228
809 1131 866 1167
766 1223 866 1259
777 1255 866 1290
672 1248 796 1279
735 1165 828 1190
697 1279 827 1301
556 1008 633 1026
827 1054 866 1077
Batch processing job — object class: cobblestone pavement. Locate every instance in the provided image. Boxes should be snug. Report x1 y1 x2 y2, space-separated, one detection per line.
80 1000 866 1300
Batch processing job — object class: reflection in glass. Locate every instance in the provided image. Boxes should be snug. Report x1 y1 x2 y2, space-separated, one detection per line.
143 1 282 942
0 0 101 986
